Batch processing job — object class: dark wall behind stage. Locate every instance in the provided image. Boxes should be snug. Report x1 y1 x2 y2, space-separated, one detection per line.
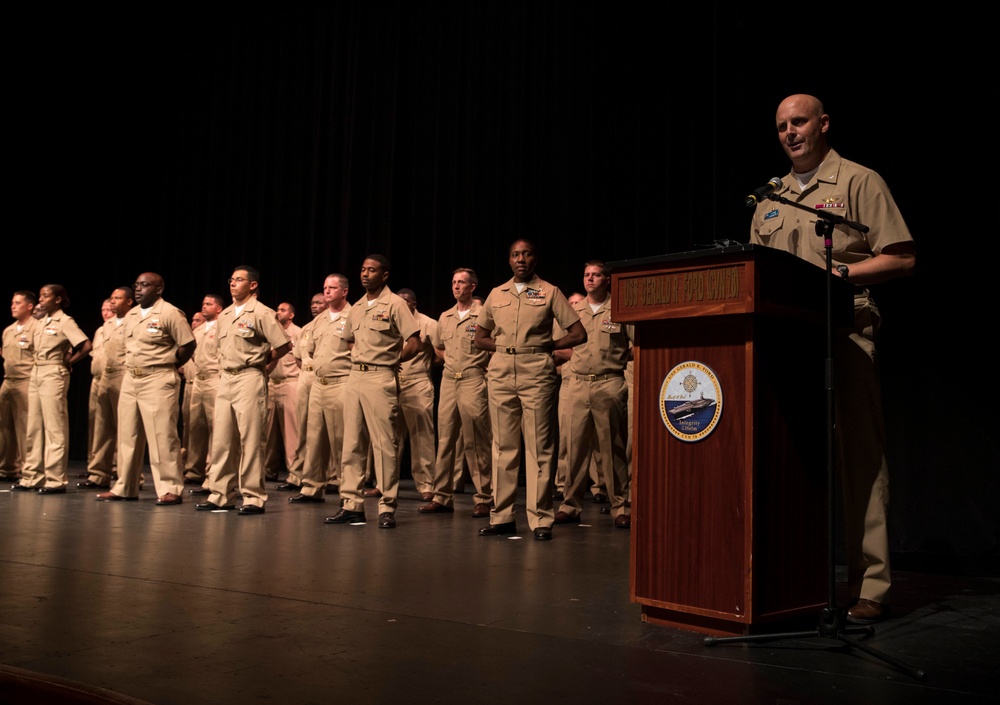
5 5 996 567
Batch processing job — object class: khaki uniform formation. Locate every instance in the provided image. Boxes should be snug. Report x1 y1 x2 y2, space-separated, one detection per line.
3 274 636 533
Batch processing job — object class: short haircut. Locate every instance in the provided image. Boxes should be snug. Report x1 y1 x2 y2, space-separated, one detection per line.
397 288 416 300
115 286 135 302
509 239 538 257
233 265 260 283
364 254 390 272
325 273 350 289
584 259 610 277
14 290 37 305
205 294 226 308
281 302 296 314
452 267 478 286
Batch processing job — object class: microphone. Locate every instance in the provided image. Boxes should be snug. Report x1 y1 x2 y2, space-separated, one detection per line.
745 177 783 207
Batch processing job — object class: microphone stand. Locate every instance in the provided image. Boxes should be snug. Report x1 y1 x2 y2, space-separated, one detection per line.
703 194 927 681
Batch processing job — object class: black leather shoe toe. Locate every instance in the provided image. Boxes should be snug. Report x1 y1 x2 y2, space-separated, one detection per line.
478 522 517 536
288 493 325 504
533 526 553 541
325 509 366 524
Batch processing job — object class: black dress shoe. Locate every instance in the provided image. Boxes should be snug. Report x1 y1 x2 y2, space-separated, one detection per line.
196 501 236 511
275 482 300 491
77 480 110 489
592 493 609 504
11 484 37 492
188 487 211 496
600 505 611 515
237 504 265 515
533 526 553 541
378 512 396 528
324 508 366 524
288 493 325 504
478 521 517 536
38 486 67 495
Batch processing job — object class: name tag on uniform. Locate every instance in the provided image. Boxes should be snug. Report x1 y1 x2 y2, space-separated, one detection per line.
764 209 779 220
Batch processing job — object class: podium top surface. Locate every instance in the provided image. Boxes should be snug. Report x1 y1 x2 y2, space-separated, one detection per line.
607 243 854 324
608 243 781 272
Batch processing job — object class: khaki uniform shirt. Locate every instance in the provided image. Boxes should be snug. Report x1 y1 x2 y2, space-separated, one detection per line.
434 301 490 375
192 321 221 377
123 299 195 368
216 298 289 371
345 288 419 366
750 148 914 272
400 311 437 380
2 319 38 379
33 312 89 366
565 296 632 376
269 323 302 382
90 325 107 378
98 318 128 373
307 306 353 378
479 275 580 350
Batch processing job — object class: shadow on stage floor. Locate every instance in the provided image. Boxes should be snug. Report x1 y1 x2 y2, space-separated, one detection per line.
1 462 997 705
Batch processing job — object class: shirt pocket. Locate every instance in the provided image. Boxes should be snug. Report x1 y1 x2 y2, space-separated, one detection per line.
490 300 513 329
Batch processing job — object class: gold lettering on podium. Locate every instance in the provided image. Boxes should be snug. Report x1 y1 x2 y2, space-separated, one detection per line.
619 266 741 310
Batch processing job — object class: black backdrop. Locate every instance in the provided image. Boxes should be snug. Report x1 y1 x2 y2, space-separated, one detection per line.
6 4 996 567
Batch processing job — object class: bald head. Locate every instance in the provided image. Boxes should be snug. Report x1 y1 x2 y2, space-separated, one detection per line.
775 94 830 173
133 272 165 307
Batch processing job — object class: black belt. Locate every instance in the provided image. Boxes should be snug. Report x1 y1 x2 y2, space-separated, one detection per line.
497 346 551 355
352 363 396 372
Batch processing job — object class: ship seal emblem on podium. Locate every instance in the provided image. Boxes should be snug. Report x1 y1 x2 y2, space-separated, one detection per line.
659 361 722 442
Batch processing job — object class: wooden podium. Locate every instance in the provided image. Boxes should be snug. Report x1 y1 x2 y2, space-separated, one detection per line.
609 244 852 636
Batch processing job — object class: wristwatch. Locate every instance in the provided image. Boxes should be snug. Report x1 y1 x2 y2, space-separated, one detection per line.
836 264 850 281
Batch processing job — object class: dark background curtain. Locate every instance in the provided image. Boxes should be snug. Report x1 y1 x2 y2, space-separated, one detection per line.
6 3 996 567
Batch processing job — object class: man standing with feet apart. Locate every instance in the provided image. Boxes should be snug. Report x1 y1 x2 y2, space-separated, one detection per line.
325 255 419 529
196 266 290 515
97 273 195 505
552 261 633 529
474 240 586 540
419 268 493 518
287 274 352 505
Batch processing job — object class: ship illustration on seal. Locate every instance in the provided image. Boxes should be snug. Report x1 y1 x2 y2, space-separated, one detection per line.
666 392 717 419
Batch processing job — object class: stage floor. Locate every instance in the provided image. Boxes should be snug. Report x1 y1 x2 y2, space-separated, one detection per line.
1 462 997 705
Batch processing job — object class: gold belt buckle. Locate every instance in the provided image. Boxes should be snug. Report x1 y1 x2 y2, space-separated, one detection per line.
454 371 464 380
358 363 370 371
586 374 598 382
503 346 516 354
